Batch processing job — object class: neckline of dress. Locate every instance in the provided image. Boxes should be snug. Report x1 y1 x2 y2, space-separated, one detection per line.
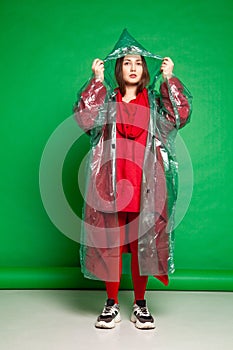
122 96 136 103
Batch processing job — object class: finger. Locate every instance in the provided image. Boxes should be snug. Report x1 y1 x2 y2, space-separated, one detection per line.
160 63 167 70
92 58 102 70
163 57 174 66
92 58 100 65
162 57 169 63
94 62 104 72
96 61 104 70
97 67 105 75
97 59 104 66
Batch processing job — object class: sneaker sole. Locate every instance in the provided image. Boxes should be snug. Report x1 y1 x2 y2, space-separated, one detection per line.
131 313 155 329
95 312 121 329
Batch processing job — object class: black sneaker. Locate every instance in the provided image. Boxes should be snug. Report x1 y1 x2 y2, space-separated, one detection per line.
95 298 121 329
131 300 155 329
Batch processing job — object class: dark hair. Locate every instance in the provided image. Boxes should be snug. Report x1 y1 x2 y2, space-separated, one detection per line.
115 55 150 96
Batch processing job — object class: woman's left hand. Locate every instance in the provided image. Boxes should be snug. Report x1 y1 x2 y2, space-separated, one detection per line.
161 57 174 80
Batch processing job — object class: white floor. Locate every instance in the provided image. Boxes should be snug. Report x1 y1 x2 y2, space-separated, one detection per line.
0 290 232 350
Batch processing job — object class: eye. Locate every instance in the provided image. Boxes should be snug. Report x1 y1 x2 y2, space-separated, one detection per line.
124 62 129 65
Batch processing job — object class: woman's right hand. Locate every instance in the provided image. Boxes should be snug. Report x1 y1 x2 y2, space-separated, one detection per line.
92 58 104 82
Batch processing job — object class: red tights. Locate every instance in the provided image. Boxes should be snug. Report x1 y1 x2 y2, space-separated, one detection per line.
105 212 148 304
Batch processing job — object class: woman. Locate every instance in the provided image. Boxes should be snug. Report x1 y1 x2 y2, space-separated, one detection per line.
74 29 192 329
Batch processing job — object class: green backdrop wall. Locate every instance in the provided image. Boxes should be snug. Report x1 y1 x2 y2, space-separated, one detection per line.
1 0 233 290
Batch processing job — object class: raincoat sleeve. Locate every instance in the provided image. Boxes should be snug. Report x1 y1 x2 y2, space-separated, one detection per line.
73 78 107 132
160 77 191 129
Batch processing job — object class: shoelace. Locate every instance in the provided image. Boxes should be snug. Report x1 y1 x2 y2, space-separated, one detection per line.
103 305 118 315
136 306 150 317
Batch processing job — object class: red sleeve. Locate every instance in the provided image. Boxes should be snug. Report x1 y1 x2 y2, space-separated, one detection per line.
160 77 190 128
74 78 107 132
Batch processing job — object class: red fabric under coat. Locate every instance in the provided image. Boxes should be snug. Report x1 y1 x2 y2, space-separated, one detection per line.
115 88 149 212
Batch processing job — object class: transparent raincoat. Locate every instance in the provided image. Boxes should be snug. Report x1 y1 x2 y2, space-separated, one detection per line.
74 29 192 283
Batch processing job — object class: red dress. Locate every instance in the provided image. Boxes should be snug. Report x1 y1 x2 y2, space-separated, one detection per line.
116 88 149 212
115 88 169 286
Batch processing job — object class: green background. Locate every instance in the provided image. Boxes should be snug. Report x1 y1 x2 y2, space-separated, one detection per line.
1 0 233 290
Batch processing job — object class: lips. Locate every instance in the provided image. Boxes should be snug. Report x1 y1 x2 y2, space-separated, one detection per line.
129 74 137 78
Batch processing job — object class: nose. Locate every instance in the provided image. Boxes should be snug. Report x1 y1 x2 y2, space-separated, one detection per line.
130 63 136 71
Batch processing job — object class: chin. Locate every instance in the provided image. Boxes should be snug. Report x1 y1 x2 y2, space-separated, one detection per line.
125 81 140 86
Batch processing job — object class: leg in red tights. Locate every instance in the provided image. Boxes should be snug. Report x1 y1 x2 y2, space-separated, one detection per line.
105 212 126 303
127 212 148 302
105 212 148 304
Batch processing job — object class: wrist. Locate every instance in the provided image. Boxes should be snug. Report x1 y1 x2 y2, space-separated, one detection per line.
167 74 173 80
162 73 173 81
94 75 103 83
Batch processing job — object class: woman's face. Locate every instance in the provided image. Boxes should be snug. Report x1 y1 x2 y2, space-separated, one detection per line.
122 55 143 85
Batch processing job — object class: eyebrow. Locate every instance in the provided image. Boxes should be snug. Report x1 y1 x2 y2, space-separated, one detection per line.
123 58 142 62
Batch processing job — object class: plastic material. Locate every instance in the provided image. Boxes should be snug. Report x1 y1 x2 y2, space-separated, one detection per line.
1 268 232 291
73 29 192 282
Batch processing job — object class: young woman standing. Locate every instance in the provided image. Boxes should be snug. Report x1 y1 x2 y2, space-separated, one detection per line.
74 30 192 329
